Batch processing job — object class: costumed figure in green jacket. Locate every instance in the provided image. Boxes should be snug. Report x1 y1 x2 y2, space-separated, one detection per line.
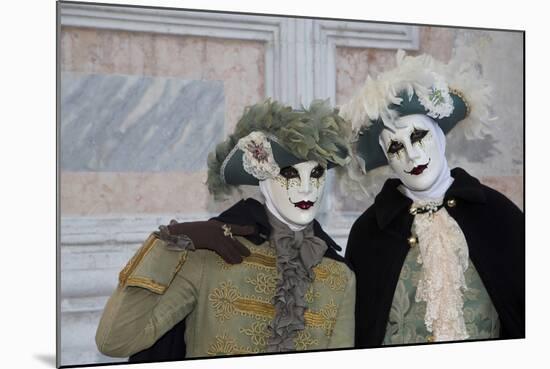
95 99 356 360
340 50 524 347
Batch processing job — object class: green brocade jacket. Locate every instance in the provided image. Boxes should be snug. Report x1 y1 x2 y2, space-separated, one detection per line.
383 246 499 345
96 234 356 358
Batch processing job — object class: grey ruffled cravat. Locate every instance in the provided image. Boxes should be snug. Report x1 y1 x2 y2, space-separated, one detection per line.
265 210 328 352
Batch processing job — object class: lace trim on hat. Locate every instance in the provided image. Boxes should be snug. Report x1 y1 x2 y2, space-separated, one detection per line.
413 203 470 342
238 131 281 181
220 131 281 184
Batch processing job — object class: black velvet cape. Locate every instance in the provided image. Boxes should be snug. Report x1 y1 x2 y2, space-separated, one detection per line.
345 167 525 347
129 198 346 363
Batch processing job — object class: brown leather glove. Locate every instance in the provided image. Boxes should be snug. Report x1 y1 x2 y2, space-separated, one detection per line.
156 219 254 264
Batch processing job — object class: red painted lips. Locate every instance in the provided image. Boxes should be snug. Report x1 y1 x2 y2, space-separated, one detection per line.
406 161 429 175
294 201 315 210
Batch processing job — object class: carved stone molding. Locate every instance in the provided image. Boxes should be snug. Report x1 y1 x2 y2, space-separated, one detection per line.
60 3 418 107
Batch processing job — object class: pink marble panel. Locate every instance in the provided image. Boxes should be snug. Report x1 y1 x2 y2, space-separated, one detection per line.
336 48 396 105
129 32 156 76
61 172 212 215
95 28 129 72
152 35 204 79
203 37 265 131
414 26 457 62
61 27 100 73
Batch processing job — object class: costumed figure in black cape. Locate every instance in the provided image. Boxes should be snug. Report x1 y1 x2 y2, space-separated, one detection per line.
339 50 524 347
95 99 356 362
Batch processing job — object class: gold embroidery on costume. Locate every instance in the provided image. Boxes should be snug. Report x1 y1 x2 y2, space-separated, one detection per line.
244 253 276 269
173 252 188 277
313 260 348 291
216 251 276 270
216 242 276 270
239 321 270 347
206 333 256 356
294 331 320 350
305 286 321 303
234 296 275 321
208 281 240 321
302 300 338 336
125 276 167 294
246 273 277 295
209 281 339 332
319 300 338 336
209 282 274 322
119 235 157 285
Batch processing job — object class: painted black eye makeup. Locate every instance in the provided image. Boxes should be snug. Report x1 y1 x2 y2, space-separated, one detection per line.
280 166 300 179
410 127 429 144
310 165 325 179
387 140 404 155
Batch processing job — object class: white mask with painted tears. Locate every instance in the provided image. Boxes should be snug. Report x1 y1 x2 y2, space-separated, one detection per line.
260 161 326 229
379 114 448 192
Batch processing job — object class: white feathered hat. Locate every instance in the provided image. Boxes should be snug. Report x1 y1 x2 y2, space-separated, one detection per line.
338 49 494 196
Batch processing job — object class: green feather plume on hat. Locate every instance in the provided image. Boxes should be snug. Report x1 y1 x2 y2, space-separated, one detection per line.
207 99 351 198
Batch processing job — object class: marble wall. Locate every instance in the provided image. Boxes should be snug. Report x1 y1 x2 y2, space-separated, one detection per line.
61 25 524 217
61 72 224 172
61 27 265 216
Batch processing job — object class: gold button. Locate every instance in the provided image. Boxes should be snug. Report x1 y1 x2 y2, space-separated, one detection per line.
407 235 418 247
446 198 456 208
427 335 435 343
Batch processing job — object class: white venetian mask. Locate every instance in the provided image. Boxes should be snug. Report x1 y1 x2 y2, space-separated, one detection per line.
379 114 445 191
262 160 326 226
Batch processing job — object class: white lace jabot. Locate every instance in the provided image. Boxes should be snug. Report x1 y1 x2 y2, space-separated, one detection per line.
412 200 470 342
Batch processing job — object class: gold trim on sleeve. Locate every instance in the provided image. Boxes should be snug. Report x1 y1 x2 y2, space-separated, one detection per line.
119 234 158 285
125 276 167 294
172 252 188 279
